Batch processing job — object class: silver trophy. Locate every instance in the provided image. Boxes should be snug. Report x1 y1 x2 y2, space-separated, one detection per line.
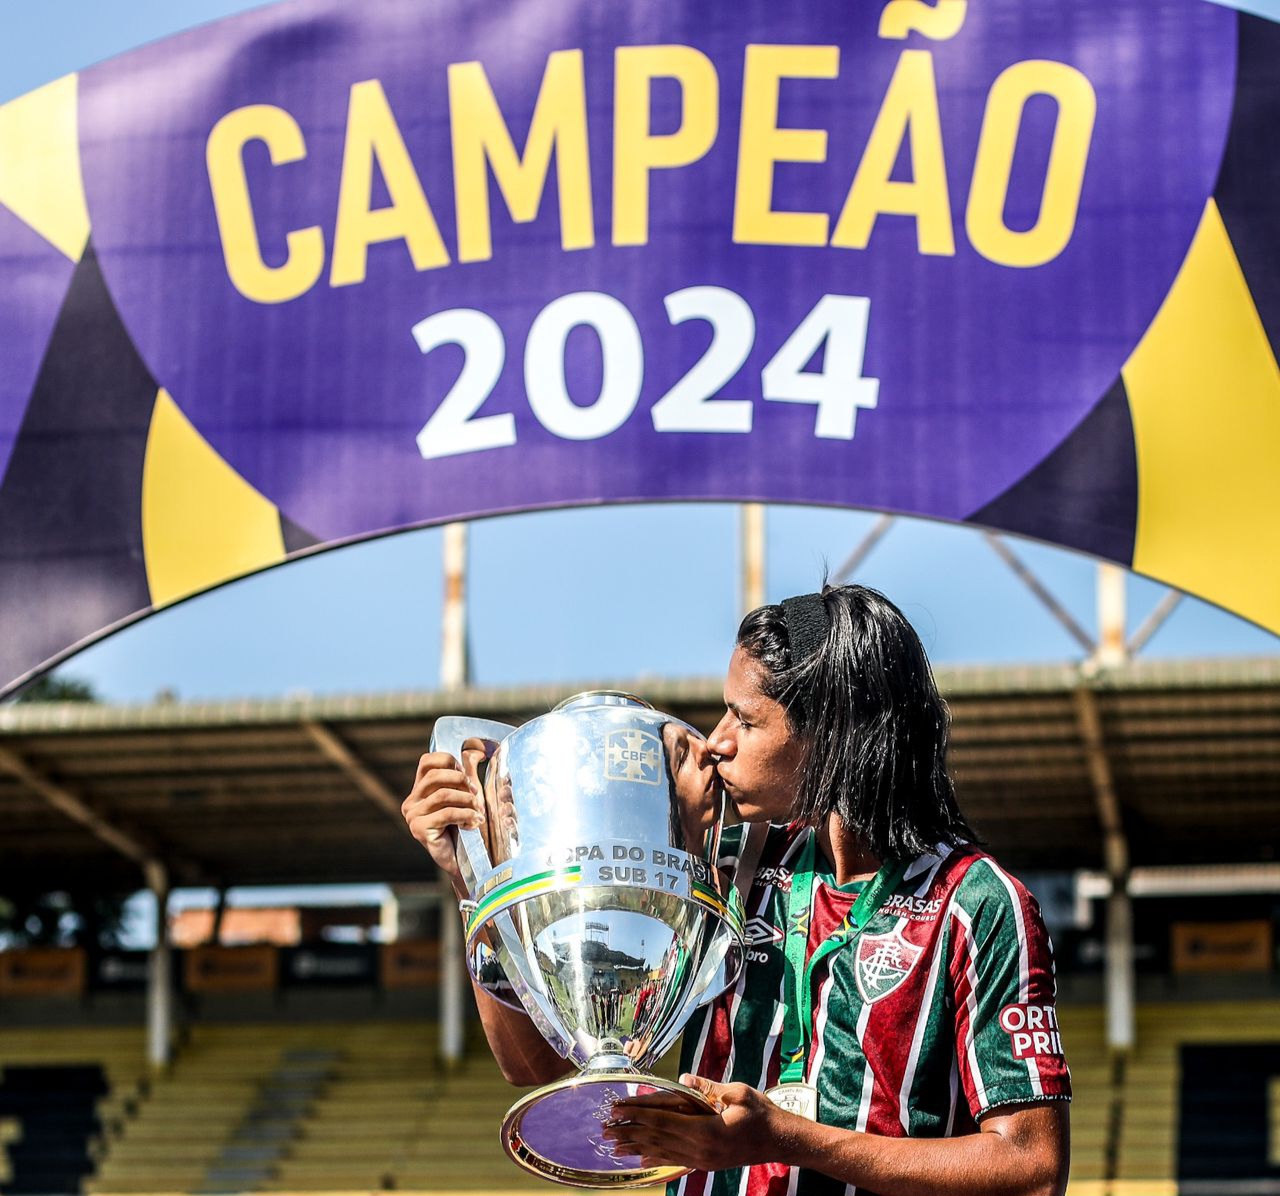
430 691 746 1188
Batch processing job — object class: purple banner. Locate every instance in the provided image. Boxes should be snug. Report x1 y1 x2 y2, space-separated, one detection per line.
78 0 1233 535
3 0 1275 691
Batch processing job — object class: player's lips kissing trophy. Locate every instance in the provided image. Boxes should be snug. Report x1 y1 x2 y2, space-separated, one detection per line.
430 692 746 1188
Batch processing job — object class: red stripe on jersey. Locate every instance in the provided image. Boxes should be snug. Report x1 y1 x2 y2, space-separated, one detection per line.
697 986 737 1084
745 1159 789 1196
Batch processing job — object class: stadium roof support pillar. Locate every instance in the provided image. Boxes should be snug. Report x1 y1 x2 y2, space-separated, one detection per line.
1073 684 1134 1052
741 504 766 615
439 873 465 1067
145 860 173 1074
1094 564 1128 667
441 522 470 689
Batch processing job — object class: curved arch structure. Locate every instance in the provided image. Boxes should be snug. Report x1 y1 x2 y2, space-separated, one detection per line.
1 0 1278 695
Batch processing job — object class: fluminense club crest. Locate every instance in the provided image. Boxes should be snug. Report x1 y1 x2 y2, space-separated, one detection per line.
854 930 923 1004
604 729 661 785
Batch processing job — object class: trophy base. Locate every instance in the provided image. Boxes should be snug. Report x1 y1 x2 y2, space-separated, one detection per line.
502 1071 716 1188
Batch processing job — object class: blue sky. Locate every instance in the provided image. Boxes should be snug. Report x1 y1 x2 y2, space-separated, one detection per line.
2 0 1276 710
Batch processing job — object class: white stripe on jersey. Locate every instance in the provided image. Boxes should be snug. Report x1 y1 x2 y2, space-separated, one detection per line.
808 939 845 1193
892 853 950 1131
944 1056 959 1136
842 998 877 1196
949 903 988 1109
723 829 808 1084
676 830 774 1196
757 998 788 1088
784 910 811 1196
975 858 1043 1096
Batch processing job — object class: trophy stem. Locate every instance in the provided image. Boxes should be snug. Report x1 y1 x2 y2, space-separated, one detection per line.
582 1046 635 1075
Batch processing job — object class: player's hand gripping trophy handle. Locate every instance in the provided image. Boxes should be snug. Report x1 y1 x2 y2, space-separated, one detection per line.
404 724 507 895
408 693 746 1188
403 729 569 1086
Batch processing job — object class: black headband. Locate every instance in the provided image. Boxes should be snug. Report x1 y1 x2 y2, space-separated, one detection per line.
781 592 830 664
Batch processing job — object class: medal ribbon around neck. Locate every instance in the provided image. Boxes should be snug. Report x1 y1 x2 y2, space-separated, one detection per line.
777 830 909 1085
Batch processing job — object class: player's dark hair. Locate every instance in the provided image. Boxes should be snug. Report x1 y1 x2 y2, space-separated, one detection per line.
736 583 974 860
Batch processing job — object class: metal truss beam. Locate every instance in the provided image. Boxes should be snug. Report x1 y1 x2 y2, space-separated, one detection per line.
983 533 1096 654
300 720 404 824
0 744 156 868
833 514 895 584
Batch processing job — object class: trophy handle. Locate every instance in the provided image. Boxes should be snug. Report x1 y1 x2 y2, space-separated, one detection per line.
427 716 543 1015
427 715 516 886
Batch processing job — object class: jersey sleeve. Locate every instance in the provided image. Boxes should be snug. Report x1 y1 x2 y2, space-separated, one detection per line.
947 857 1071 1117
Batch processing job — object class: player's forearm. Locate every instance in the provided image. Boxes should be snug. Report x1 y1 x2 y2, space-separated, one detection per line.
471 980 573 1086
445 876 570 1087
778 1115 1067 1196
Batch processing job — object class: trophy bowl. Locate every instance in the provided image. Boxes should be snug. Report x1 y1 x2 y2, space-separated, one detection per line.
430 692 746 1188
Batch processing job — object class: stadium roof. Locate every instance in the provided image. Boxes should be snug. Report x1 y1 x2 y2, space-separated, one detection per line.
1 655 1278 893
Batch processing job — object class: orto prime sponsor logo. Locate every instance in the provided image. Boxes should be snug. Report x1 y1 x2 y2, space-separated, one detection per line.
999 1004 1065 1059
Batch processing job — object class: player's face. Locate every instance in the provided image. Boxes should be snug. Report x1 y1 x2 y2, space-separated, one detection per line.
707 647 805 823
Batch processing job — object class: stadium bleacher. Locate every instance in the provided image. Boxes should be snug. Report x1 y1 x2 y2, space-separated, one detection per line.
14 1002 1280 1192
7 998 1255 1195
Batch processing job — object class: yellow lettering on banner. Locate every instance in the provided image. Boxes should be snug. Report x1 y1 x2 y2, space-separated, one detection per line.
733 44 838 247
613 46 719 247
330 79 449 288
966 60 1096 268
451 50 594 264
206 105 324 304
831 50 954 256
879 0 969 41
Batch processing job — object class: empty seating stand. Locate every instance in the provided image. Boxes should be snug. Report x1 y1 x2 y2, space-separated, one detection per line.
0 1065 106 1194
7 1000 1276 1195
1115 999 1280 1196
0 1027 146 1196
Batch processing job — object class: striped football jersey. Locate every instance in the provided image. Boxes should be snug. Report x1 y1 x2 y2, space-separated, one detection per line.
670 822 1070 1196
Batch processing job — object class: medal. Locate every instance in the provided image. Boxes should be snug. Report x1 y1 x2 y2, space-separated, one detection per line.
765 1082 819 1121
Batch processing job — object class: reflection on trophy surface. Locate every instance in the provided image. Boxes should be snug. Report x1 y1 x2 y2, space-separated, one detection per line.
429 692 746 1188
